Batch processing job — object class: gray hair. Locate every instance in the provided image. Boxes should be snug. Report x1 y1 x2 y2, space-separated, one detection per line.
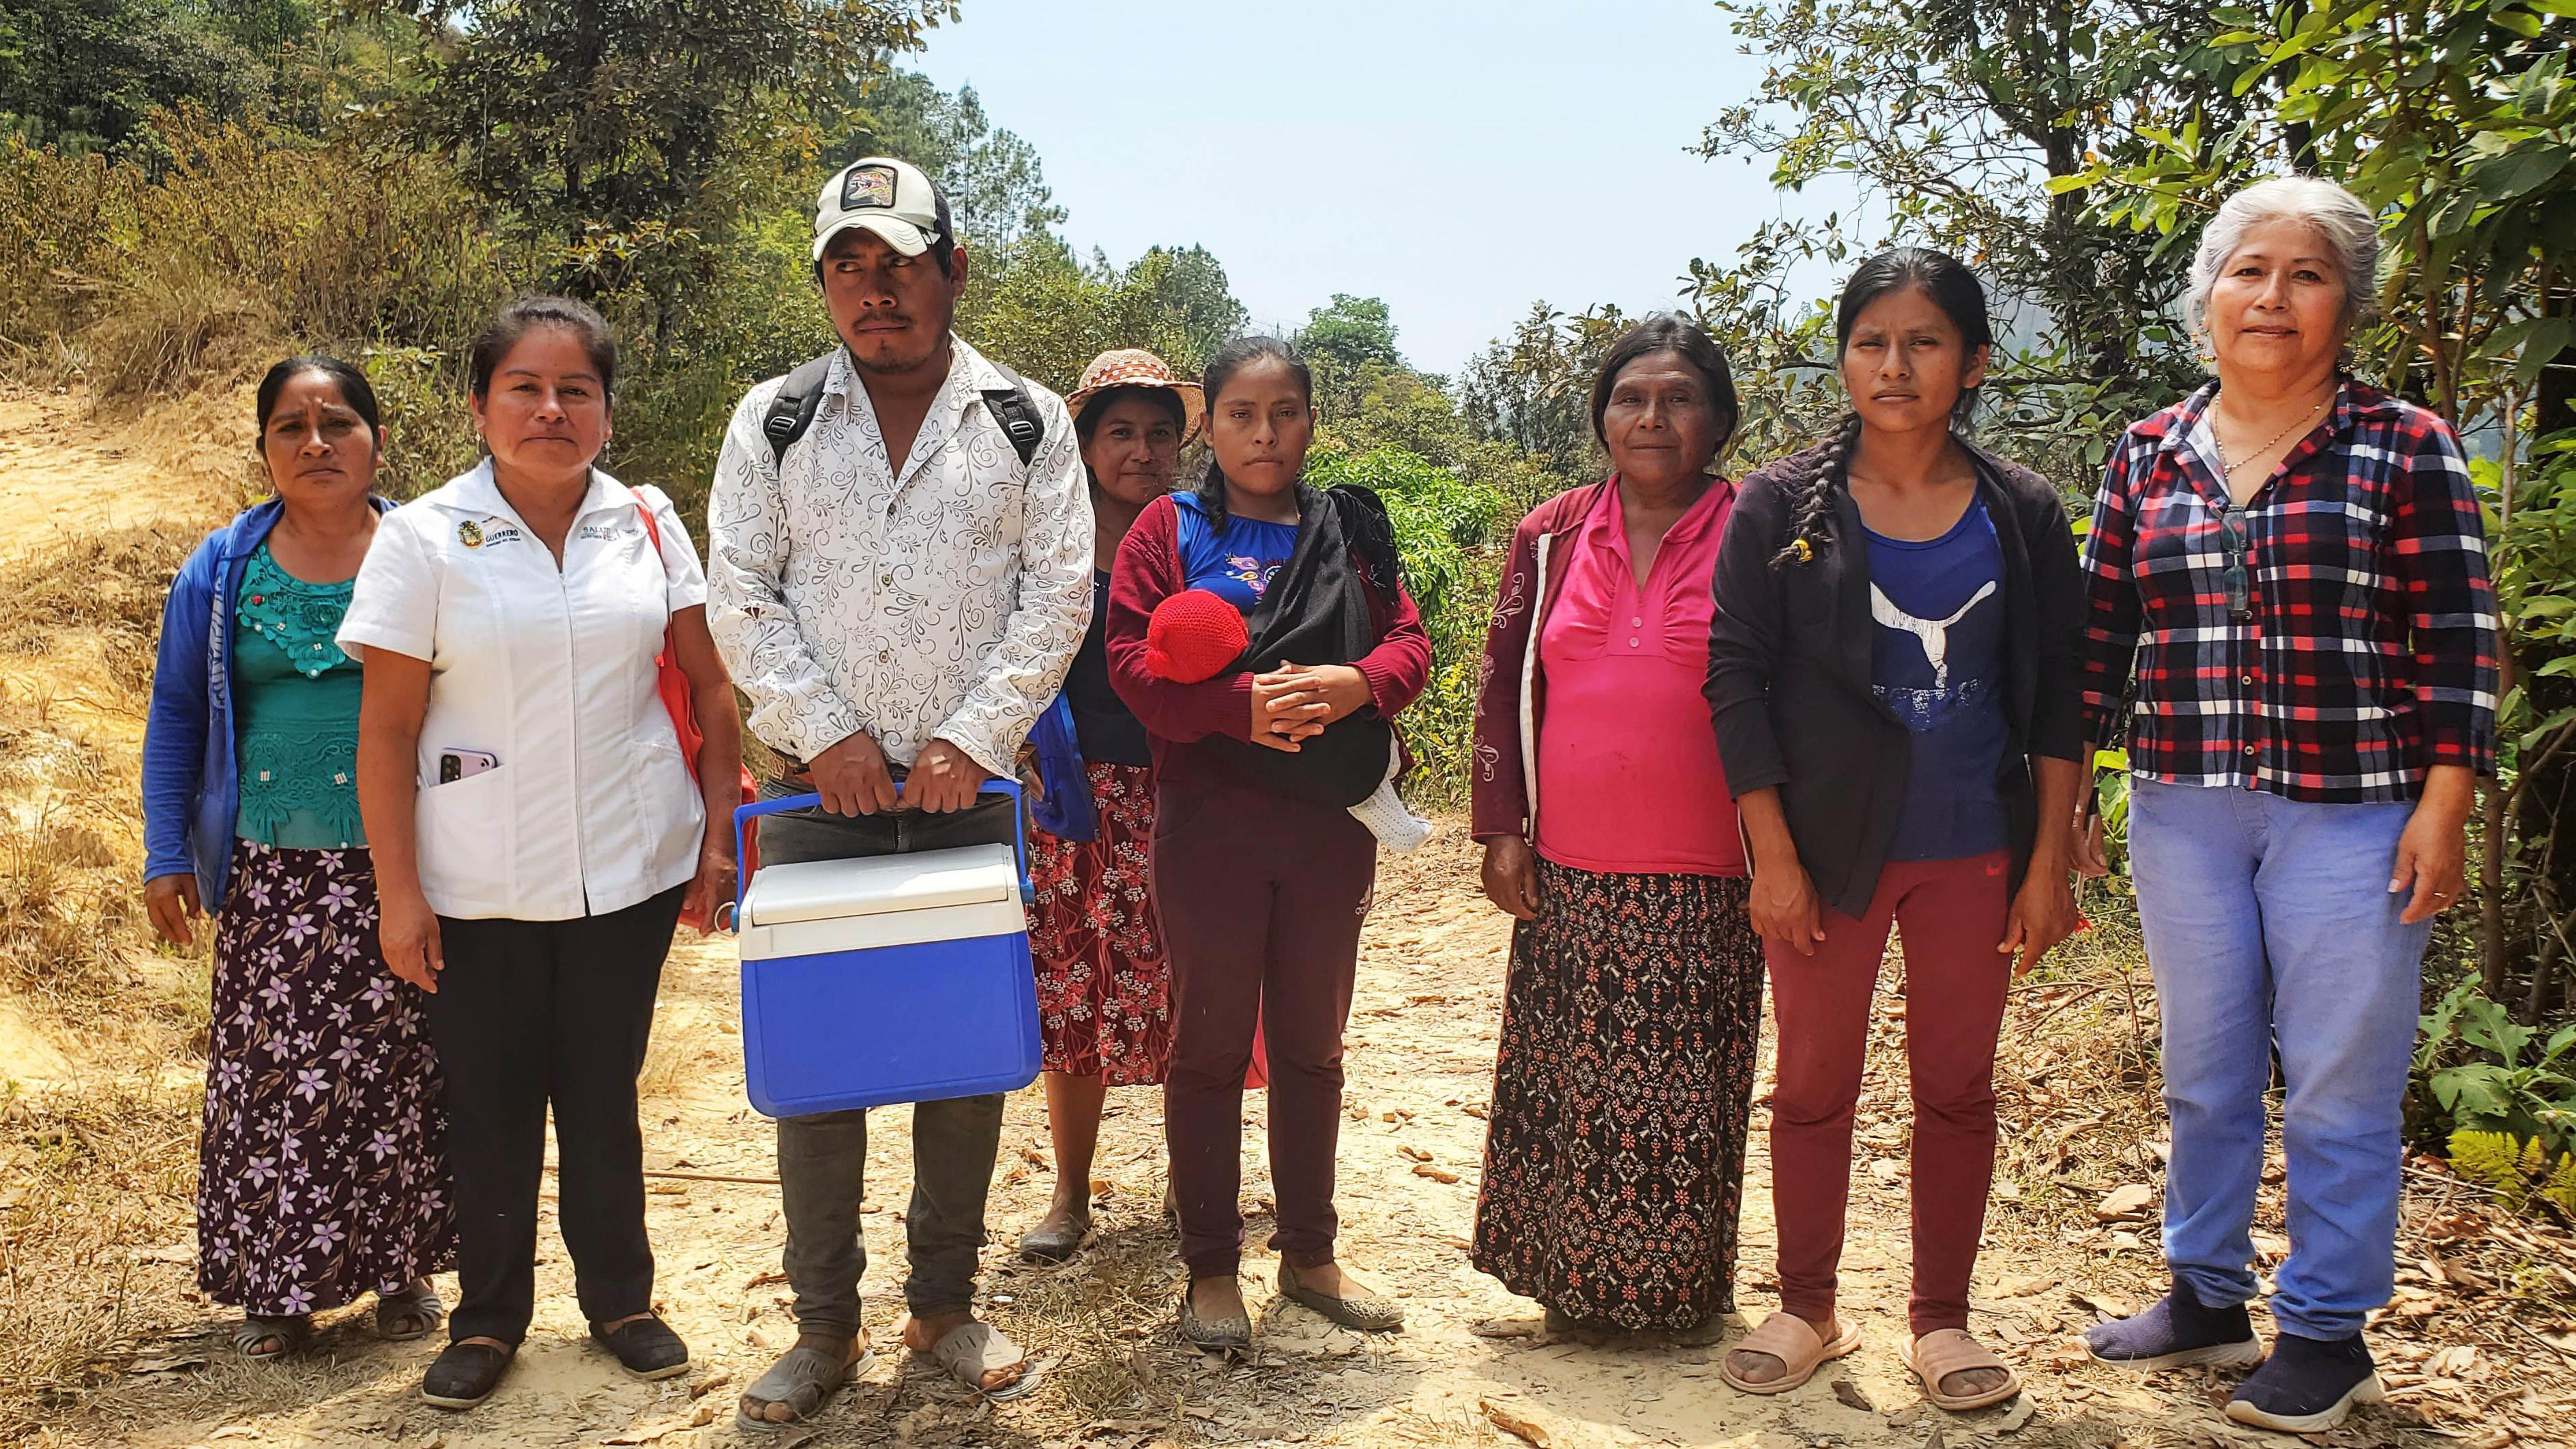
2189 175 2381 334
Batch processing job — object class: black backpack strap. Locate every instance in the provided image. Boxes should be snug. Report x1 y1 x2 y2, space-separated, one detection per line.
765 349 1046 473
761 351 840 473
977 361 1046 469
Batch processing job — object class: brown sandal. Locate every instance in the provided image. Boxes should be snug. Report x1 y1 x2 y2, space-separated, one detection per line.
737 1336 873 1431
376 1281 444 1341
1903 1328 2023 1411
1721 1312 1862 1395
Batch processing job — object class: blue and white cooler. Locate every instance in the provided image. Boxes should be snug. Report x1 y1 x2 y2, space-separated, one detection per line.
731 785 1044 1117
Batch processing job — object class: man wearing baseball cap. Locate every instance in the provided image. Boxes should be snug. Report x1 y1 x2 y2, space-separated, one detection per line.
707 155 1090 1425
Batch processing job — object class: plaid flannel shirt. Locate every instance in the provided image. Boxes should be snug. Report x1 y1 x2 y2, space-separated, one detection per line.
2078 380 2498 802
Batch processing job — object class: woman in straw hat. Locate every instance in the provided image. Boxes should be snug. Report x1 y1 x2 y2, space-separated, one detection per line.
1014 349 1204 1263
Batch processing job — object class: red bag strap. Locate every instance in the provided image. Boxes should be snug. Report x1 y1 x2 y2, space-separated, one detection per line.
628 485 660 548
626 487 759 928
629 488 681 664
630 491 675 605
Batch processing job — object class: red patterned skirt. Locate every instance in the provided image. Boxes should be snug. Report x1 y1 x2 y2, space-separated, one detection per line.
1471 860 1765 1330
1027 762 1172 1085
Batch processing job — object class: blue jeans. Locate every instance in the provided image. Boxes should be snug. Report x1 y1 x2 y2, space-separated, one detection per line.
2127 779 2431 1340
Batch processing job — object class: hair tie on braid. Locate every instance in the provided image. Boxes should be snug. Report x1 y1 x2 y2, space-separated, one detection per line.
1770 413 1860 569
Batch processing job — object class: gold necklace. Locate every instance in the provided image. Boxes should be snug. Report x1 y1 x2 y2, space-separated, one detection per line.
2214 397 2326 483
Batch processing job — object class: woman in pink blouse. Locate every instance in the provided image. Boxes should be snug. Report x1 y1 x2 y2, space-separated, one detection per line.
1467 317 1754 1339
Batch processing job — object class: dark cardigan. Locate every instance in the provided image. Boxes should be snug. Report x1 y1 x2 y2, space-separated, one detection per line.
1703 440 2087 919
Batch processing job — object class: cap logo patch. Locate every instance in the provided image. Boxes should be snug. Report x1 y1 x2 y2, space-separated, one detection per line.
841 164 898 211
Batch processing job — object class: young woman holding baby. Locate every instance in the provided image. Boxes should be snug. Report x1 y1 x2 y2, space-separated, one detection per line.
1103 336 1431 1351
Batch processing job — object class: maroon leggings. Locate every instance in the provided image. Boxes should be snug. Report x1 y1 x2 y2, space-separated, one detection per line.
1768 851 2012 1337
1152 767 1376 1281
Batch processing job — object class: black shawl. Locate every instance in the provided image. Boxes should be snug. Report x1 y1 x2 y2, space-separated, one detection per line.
1205 484 1402 807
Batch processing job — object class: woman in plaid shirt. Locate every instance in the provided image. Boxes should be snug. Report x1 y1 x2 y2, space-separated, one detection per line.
2075 177 2499 1434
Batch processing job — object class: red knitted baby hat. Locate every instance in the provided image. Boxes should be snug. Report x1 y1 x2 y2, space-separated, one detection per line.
1145 589 1250 683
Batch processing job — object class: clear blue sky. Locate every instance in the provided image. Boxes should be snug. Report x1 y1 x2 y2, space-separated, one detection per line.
912 0 1855 378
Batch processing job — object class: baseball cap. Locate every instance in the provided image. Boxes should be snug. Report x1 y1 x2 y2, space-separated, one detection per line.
811 156 954 261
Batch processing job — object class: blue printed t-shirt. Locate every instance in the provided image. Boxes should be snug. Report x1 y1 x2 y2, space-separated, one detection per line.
1173 490 1300 614
1865 495 2010 862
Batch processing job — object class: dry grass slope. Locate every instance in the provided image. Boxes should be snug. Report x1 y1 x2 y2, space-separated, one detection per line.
0 387 236 1444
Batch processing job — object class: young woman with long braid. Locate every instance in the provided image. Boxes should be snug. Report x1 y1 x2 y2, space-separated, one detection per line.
1105 337 1431 1351
1703 249 2087 1411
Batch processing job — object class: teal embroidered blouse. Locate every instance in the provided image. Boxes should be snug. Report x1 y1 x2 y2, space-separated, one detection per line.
234 546 366 849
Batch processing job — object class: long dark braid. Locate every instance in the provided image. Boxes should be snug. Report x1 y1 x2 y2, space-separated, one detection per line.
1770 412 1861 569
1195 458 1233 529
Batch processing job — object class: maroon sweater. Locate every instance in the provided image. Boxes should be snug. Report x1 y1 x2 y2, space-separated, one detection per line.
1105 493 1431 795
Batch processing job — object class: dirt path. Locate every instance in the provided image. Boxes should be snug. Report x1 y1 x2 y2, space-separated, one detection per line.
30 829 2520 1449
5 388 2565 1449
0 388 241 564
0 385 238 1094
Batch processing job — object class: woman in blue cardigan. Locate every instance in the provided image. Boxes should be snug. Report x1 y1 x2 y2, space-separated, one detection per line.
142 357 454 1360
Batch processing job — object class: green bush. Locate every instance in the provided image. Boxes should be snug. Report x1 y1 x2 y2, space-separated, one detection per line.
2448 1129 2576 1218
355 343 482 499
0 137 117 350
1309 445 1514 802
63 113 518 396
2413 974 2576 1154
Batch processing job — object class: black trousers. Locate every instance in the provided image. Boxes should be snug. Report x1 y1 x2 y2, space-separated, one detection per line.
428 886 684 1345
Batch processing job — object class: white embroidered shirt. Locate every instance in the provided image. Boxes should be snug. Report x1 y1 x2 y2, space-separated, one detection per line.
705 338 1092 778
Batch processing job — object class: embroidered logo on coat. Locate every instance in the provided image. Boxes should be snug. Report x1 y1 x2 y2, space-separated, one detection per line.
458 518 525 550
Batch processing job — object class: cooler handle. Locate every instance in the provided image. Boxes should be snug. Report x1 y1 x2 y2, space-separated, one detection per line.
728 780 1033 928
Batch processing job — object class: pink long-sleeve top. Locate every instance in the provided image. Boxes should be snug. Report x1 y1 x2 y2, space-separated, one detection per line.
1476 476 1744 876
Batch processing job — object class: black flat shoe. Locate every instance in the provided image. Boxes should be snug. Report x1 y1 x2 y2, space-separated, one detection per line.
422 1341 516 1409
2227 1332 2384 1433
592 1314 691 1380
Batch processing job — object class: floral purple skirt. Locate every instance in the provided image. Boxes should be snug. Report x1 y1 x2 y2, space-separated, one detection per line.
197 840 456 1315
1471 861 1766 1330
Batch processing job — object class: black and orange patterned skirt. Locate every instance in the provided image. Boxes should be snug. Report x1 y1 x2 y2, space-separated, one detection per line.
1470 860 1766 1330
